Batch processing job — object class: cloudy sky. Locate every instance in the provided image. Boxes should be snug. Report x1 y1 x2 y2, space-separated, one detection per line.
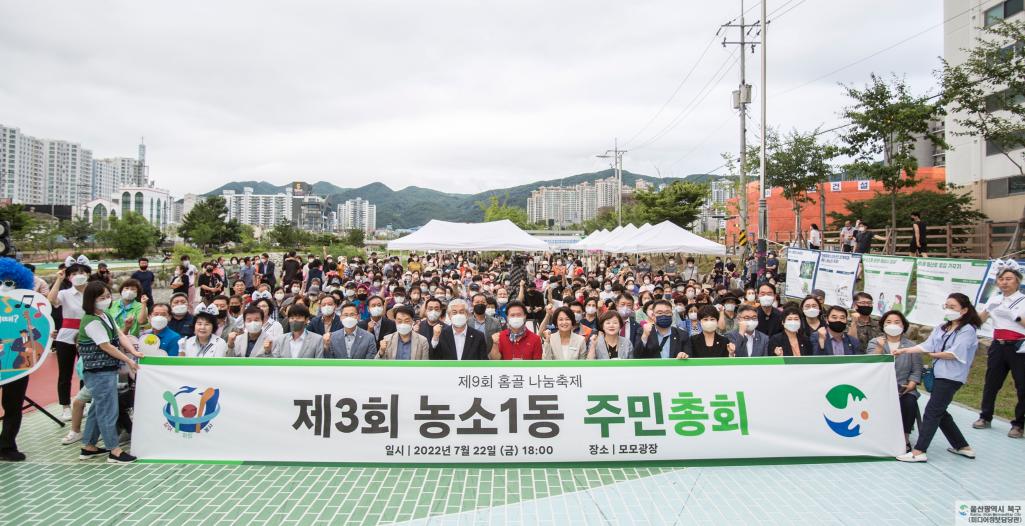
0 1 948 195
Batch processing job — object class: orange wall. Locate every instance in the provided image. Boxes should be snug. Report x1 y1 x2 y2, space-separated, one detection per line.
725 167 946 241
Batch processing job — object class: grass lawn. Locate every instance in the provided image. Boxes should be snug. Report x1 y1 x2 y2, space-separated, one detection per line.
926 348 1018 422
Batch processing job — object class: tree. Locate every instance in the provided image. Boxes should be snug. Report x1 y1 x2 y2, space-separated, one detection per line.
178 196 243 251
828 183 986 233
61 217 95 245
343 229 365 247
97 211 161 259
941 19 1025 254
0 204 35 240
477 195 529 228
743 128 838 244
631 181 709 228
267 219 305 248
841 74 946 251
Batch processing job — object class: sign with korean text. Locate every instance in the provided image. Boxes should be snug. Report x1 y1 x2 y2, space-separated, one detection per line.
812 251 861 308
133 357 904 465
906 258 989 327
861 255 915 315
784 248 821 299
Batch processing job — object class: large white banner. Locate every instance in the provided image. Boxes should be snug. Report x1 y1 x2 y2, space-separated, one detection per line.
813 251 862 308
785 248 821 299
133 357 904 465
906 258 990 327
975 259 1025 338
861 255 915 315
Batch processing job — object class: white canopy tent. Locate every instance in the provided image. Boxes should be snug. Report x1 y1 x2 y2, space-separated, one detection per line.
572 228 610 250
609 220 727 255
387 219 549 252
592 224 638 252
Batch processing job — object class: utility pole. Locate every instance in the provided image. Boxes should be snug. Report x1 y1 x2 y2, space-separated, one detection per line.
719 0 759 256
757 0 769 273
597 138 627 227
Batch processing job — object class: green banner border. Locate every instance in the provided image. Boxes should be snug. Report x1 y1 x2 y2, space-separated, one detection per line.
138 455 893 469
140 355 893 367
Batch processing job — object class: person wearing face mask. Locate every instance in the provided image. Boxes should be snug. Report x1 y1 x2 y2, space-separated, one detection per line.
106 279 148 338
664 257 678 275
416 297 446 339
268 304 322 359
225 295 244 332
197 262 224 303
867 310 923 452
493 288 512 320
742 287 758 307
974 265 1025 438
387 286 407 310
680 257 699 282
725 304 769 357
581 298 600 331
810 306 863 355
489 301 541 360
848 292 881 350
755 284 783 337
614 294 643 350
717 295 740 334
636 300 692 359
800 296 825 336
377 306 430 360
167 293 195 339
47 262 92 421
209 295 233 337
690 305 736 358
130 257 155 310
226 307 272 358
523 281 546 330
325 303 377 359
354 284 371 320
257 253 276 289
467 293 502 343
76 281 144 464
141 303 182 356
768 306 812 356
359 295 396 345
429 299 488 360
893 293 980 462
306 295 343 335
678 304 701 336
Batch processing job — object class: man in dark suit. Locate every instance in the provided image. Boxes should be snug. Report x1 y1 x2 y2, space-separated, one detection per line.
615 293 644 352
429 299 489 360
725 304 770 357
257 253 276 288
811 306 864 356
634 300 692 359
359 295 396 344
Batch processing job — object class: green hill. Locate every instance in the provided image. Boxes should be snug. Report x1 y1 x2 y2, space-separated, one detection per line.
204 169 709 229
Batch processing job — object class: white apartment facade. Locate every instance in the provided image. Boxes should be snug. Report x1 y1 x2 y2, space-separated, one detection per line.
337 197 376 234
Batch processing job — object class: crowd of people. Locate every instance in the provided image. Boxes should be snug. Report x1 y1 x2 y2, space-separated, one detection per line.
1 248 1023 465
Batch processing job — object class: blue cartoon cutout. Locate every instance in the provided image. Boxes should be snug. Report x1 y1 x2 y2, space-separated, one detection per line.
0 288 54 385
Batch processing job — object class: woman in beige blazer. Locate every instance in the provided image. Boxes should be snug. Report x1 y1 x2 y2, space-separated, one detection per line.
543 307 588 360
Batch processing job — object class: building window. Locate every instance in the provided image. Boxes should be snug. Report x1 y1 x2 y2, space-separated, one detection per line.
987 0 1024 26
135 192 143 214
987 175 1025 198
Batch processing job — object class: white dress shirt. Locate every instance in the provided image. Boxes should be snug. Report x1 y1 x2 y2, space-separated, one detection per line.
453 327 467 360
288 331 307 358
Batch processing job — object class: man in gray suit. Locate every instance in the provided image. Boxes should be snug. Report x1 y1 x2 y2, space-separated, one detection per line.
469 293 503 342
726 304 769 357
271 304 323 359
325 302 377 359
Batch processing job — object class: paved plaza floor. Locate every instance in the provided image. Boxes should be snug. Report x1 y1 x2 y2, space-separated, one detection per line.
1 394 1022 525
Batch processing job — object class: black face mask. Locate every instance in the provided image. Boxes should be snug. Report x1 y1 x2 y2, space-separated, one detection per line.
827 321 847 333
229 306 241 315
855 306 873 316
473 304 487 316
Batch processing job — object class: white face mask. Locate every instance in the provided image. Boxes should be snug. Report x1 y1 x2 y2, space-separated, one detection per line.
275 293 285 301
496 297 508 305
320 305 335 317
396 323 413 335
758 295 775 307
426 310 441 322
883 324 904 337
943 309 962 321
745 293 756 302
742 319 759 333
121 290 137 301
172 304 189 316
724 304 736 313
507 316 526 329
96 298 112 311
150 315 168 330
451 314 468 327
71 274 88 287
393 296 405 305
803 308 820 319
585 306 597 315
245 321 263 334
784 320 802 332
341 317 358 329
688 312 698 320
685 291 695 299
485 307 496 317
369 306 384 317
701 320 718 333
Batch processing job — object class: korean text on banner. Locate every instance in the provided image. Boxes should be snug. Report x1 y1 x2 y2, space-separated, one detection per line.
812 251 861 308
785 248 821 299
132 357 904 465
906 258 990 327
861 255 915 315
